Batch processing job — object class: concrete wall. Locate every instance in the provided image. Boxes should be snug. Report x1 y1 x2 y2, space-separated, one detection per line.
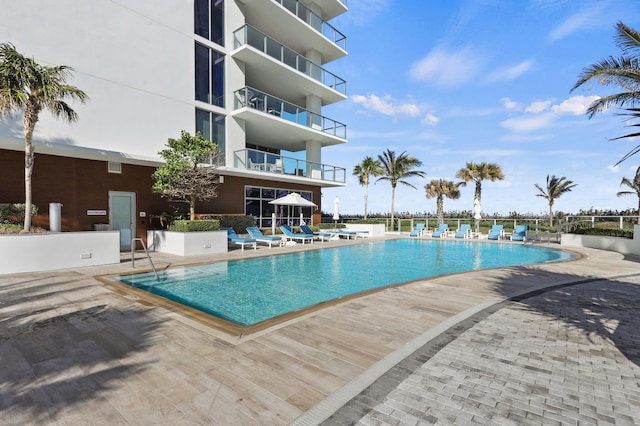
0 231 120 274
0 0 194 161
147 230 228 256
560 225 640 255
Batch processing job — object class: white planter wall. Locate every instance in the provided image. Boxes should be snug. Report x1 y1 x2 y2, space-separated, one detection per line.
0 231 120 274
344 224 386 237
147 230 228 256
560 225 640 255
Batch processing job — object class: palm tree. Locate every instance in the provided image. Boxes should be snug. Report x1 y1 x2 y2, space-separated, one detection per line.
425 179 462 225
455 162 504 232
375 149 426 228
571 22 640 164
0 43 87 231
353 156 382 219
616 166 640 222
534 175 577 227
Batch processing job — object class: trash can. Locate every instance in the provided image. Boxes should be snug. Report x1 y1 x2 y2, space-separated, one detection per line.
49 202 62 232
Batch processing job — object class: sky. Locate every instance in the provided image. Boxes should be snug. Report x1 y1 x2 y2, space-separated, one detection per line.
318 0 640 217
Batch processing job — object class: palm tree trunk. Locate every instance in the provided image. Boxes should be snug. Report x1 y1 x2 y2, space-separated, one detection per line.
390 185 396 230
437 195 444 225
637 196 640 224
23 113 37 232
474 181 482 233
549 201 554 227
364 183 369 219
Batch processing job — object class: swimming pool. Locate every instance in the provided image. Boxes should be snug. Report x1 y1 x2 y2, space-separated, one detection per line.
115 239 574 327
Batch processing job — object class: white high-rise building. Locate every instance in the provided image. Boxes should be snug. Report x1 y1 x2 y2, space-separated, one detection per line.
0 0 348 245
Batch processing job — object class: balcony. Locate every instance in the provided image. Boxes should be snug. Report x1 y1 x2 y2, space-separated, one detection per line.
273 0 346 49
238 0 347 63
234 148 346 184
232 87 346 151
232 24 346 106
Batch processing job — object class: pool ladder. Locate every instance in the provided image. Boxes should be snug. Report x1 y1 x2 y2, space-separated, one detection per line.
131 238 159 280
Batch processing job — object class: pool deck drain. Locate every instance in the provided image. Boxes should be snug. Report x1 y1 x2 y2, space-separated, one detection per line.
1 238 640 425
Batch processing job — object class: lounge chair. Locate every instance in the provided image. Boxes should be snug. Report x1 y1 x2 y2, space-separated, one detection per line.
280 225 314 244
510 225 528 242
454 224 471 239
487 224 504 240
409 223 425 237
431 223 448 238
246 226 284 248
221 227 257 251
300 225 331 242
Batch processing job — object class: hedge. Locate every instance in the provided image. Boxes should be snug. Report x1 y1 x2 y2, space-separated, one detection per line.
169 219 220 232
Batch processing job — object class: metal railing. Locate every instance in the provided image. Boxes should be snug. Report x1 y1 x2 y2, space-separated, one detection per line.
233 24 346 95
234 148 346 183
563 215 640 232
234 86 347 139
131 238 158 280
273 0 347 50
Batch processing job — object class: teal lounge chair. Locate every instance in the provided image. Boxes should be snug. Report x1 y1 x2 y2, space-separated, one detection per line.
454 224 471 239
300 225 331 242
246 226 284 248
409 223 425 237
510 225 528 242
431 223 448 238
487 224 504 240
221 227 257 251
280 225 314 244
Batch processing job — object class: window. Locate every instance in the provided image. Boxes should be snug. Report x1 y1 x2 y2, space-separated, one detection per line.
195 0 224 46
196 108 225 161
195 43 224 107
107 162 122 174
244 186 313 228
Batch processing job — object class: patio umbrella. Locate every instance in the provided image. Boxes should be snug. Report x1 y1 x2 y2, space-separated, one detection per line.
269 193 317 227
269 192 317 208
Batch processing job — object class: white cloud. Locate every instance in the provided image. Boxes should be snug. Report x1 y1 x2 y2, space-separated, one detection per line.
500 95 601 132
548 3 607 41
500 113 556 132
351 94 420 119
488 60 534 82
525 100 552 113
501 97 521 110
551 95 599 115
608 164 621 173
421 113 440 126
409 46 486 89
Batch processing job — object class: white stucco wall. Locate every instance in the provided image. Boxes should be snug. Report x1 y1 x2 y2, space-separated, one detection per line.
0 0 194 161
0 231 120 274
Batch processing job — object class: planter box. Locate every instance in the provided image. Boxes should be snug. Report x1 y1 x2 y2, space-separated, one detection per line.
561 225 640 255
147 230 228 256
0 231 120 274
344 223 386 237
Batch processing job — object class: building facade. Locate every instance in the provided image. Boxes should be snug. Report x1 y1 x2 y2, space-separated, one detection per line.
0 0 348 246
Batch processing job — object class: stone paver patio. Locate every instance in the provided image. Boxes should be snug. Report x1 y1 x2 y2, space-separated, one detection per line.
1 237 639 425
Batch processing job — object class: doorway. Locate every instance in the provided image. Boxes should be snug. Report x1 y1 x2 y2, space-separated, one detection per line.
109 191 136 251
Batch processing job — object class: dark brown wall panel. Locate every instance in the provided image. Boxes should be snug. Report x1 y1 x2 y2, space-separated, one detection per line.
0 149 324 237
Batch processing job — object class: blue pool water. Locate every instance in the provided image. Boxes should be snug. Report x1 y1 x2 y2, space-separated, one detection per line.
116 239 574 326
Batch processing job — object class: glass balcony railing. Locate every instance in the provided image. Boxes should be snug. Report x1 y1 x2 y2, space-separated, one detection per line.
234 87 347 139
273 0 346 50
234 148 346 183
233 25 346 95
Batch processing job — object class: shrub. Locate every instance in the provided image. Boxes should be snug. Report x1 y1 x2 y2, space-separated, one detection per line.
569 226 634 239
0 203 38 224
348 219 385 224
169 219 220 232
199 215 256 234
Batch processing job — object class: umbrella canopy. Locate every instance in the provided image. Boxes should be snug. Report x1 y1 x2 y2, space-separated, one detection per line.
269 192 317 207
333 196 340 221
